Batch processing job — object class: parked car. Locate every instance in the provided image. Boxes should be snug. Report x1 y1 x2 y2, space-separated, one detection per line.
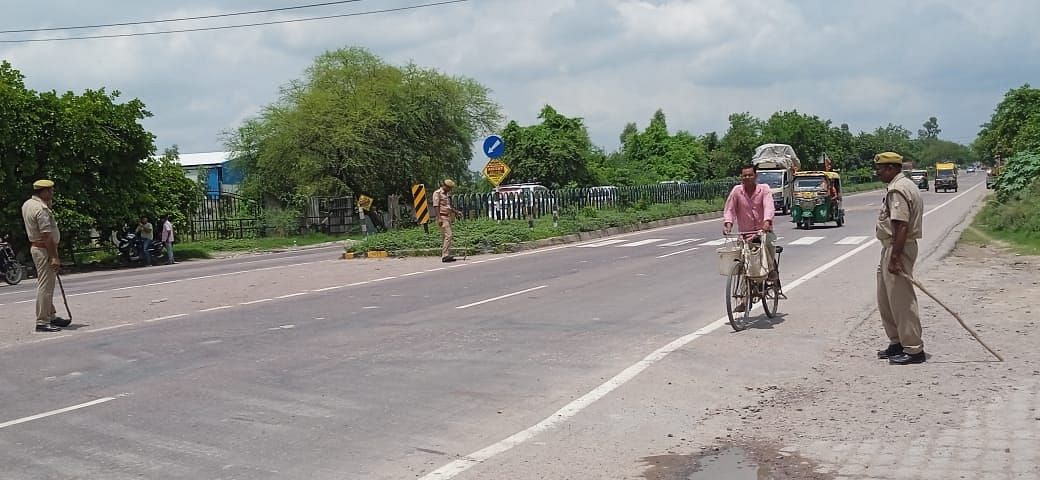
587 185 619 208
487 183 556 219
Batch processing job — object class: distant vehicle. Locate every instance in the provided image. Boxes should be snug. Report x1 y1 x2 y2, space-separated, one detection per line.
587 185 619 208
966 167 976 173
934 162 958 192
909 169 929 190
488 183 555 219
752 143 801 215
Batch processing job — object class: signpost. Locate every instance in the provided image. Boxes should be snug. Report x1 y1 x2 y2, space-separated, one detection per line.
481 159 511 187
481 134 509 187
483 135 505 159
412 184 430 233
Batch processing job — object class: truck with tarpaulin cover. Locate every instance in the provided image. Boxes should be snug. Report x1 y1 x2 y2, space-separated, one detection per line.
752 143 801 215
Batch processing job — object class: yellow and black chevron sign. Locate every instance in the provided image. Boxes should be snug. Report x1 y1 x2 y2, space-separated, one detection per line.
412 184 430 225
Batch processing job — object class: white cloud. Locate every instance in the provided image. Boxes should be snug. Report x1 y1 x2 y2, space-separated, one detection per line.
1 0 1037 159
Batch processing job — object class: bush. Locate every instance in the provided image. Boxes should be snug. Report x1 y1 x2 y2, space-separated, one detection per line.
994 152 1040 202
984 176 1040 237
263 207 302 236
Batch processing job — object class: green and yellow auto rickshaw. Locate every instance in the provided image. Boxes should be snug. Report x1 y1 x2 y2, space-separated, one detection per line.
790 171 845 230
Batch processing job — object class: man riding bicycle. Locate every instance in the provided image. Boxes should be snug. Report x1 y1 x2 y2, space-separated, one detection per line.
723 164 777 311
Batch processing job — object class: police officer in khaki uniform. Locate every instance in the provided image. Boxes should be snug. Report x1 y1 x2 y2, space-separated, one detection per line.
873 152 925 364
21 179 67 332
431 179 460 263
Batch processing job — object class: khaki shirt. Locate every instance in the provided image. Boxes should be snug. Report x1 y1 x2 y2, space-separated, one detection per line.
876 175 923 243
21 196 61 245
431 187 453 221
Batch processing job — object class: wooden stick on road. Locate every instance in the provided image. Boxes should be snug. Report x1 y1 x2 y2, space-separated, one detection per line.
902 273 1004 362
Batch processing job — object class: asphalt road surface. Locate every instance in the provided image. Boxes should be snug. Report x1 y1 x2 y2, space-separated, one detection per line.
0 177 988 479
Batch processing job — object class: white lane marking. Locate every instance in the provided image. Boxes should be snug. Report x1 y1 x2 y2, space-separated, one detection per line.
0 394 126 430
788 236 824 245
240 298 273 305
616 238 665 247
455 285 548 310
426 267 447 272
88 323 133 333
699 238 728 246
2 259 338 304
363 306 379 309
836 236 869 245
576 239 627 248
419 183 984 480
198 305 233 313
659 238 701 247
275 292 309 299
145 314 188 323
400 271 424 277
655 247 698 259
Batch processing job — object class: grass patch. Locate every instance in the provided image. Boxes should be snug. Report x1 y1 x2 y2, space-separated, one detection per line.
845 181 885 194
348 199 724 255
966 178 1040 255
178 233 358 256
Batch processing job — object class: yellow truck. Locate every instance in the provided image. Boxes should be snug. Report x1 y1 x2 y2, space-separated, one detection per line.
934 162 958 192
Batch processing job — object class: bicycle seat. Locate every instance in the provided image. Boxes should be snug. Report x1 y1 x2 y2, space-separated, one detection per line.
775 246 784 254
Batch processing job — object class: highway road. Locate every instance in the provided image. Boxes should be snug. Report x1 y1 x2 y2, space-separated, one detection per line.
0 176 988 479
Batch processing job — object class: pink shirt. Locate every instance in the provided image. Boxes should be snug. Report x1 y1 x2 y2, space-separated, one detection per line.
723 183 775 234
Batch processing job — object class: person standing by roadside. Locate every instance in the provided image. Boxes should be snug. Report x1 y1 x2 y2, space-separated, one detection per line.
161 216 176 265
21 179 67 332
873 152 926 365
136 216 154 266
431 179 460 263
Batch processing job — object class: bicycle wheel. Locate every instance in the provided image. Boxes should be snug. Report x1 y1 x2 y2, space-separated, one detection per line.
725 264 749 331
762 279 779 318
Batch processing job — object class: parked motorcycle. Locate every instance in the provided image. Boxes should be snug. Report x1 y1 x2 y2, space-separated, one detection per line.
1 234 25 285
113 229 165 265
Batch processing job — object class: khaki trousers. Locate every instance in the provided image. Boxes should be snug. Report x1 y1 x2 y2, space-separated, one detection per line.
31 247 58 326
439 218 453 258
877 241 923 354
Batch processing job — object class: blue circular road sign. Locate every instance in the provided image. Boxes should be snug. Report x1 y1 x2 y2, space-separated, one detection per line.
483 135 505 159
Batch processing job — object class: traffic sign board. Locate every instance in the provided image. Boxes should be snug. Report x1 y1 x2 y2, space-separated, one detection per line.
482 159 511 187
483 135 505 159
357 194 373 211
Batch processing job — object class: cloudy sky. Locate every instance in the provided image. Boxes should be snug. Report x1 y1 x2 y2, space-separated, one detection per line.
2 0 1037 170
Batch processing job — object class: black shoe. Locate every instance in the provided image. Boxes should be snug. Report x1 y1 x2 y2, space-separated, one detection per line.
51 316 71 327
888 352 926 365
877 343 903 359
36 324 62 332
442 256 456 263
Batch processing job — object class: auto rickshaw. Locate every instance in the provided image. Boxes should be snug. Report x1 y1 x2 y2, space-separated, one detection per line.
908 169 929 190
790 171 845 230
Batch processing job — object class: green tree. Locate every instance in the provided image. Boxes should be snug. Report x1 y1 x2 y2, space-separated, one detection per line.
918 116 941 140
0 61 157 246
228 47 501 207
143 147 205 229
974 84 1040 161
711 112 763 177
760 110 833 170
500 105 599 189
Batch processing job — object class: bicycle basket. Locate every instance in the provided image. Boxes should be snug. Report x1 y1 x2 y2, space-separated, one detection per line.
717 245 740 276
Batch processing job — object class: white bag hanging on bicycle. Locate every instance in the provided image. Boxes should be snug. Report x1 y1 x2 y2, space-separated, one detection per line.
745 244 769 279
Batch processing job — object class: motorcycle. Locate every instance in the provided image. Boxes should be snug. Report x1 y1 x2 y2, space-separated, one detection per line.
113 229 165 266
1 234 25 285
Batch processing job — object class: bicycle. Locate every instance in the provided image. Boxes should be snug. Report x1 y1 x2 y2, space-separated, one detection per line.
720 231 785 331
